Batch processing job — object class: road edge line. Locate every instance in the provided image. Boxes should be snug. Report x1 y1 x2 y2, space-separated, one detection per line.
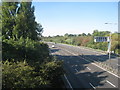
106 80 116 87
64 74 73 90
89 83 96 89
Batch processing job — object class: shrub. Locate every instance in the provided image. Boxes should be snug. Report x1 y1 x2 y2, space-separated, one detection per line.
2 37 49 63
2 60 50 88
40 58 64 87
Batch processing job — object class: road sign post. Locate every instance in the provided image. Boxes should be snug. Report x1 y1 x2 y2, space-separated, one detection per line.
108 33 112 60
94 36 111 60
104 22 117 63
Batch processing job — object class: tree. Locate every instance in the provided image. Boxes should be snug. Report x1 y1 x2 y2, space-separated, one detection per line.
92 30 110 36
14 2 38 40
2 1 64 88
92 30 99 36
87 33 91 36
78 34 81 36
81 33 86 36
64 33 69 37
2 2 19 39
2 1 42 40
36 23 43 40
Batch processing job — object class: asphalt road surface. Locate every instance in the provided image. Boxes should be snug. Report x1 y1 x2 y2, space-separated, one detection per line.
47 42 120 89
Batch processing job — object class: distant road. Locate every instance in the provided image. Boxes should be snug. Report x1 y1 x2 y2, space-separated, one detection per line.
47 42 119 89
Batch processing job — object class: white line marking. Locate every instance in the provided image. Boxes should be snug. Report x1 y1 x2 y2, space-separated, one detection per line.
106 80 116 87
75 65 78 66
117 64 120 66
62 48 120 78
87 67 91 70
75 69 78 72
89 83 96 89
64 74 73 89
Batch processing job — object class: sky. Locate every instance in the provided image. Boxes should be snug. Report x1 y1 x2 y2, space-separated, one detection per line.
32 2 118 36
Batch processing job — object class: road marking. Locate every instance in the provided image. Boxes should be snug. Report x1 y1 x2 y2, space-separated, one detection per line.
75 65 78 66
62 48 120 78
89 83 96 89
64 74 73 89
75 69 78 72
106 80 116 87
117 64 120 66
87 67 91 70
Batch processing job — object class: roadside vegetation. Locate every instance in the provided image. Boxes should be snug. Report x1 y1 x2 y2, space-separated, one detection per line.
1 1 64 88
43 30 120 55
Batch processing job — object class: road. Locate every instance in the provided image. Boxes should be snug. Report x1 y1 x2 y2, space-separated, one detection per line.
47 42 119 89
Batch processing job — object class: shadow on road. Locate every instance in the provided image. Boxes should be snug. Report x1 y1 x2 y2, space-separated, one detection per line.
49 47 119 88
52 53 109 88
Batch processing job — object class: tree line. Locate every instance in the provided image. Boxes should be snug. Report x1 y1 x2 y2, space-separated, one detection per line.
43 30 120 55
1 1 64 88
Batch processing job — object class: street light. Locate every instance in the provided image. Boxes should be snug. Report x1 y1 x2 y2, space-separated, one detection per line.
105 23 117 25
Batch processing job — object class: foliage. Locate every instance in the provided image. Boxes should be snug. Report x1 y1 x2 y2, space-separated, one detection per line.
2 2 19 39
92 30 110 36
2 2 43 40
14 2 38 40
2 37 49 62
2 60 50 88
40 57 64 87
2 58 64 88
2 1 64 88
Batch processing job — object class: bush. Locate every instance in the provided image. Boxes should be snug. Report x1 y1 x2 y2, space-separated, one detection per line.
2 37 64 88
2 37 49 63
40 57 64 87
2 60 50 88
115 49 120 54
2 59 64 88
